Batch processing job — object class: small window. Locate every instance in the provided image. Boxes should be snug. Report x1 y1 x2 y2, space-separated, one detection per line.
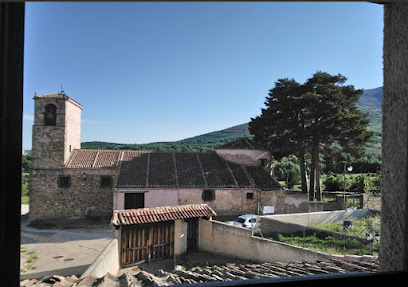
100 176 113 188
44 104 57 126
202 189 215 201
58 176 70 188
246 192 254 200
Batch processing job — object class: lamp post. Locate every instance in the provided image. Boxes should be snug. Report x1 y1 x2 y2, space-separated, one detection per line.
343 161 353 209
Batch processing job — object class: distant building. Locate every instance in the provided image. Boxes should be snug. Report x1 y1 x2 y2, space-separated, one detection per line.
29 93 308 227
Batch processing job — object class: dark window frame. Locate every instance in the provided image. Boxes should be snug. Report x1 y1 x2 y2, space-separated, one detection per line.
100 175 113 188
58 175 71 188
202 189 215 201
246 192 254 200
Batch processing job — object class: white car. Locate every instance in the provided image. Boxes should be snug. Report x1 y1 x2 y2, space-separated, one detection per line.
233 214 258 229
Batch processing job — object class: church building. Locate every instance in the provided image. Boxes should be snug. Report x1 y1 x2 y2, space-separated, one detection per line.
29 92 308 227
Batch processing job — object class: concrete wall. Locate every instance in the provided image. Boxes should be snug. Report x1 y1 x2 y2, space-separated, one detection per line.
381 2 408 272
29 168 115 226
80 239 119 279
258 210 378 243
199 219 328 263
261 209 379 227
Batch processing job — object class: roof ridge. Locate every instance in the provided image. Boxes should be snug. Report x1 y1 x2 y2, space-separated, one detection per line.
172 152 179 187
223 160 239 187
64 149 77 167
91 150 100 168
146 153 150 188
196 154 208 188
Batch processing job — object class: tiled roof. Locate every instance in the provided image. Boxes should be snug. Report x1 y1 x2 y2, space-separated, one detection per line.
30 257 378 287
66 149 283 191
216 138 264 150
66 149 124 168
34 92 67 99
111 204 217 226
34 92 82 107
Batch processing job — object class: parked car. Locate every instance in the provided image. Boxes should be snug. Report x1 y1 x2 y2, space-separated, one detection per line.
233 214 258 229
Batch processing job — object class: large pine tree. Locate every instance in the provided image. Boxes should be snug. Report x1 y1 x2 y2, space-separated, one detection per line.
249 72 373 201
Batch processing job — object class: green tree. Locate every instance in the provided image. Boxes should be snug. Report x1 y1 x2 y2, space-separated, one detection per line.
303 72 372 200
250 72 373 201
273 156 301 189
249 78 310 194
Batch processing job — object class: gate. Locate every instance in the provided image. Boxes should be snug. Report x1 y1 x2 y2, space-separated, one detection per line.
121 221 174 267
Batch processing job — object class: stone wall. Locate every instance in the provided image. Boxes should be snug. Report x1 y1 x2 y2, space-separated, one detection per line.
29 167 115 226
31 125 65 169
31 96 82 169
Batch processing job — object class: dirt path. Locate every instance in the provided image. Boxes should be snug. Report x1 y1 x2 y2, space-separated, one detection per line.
20 206 113 280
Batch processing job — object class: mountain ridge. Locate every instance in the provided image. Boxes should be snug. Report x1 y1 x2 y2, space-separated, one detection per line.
82 87 382 153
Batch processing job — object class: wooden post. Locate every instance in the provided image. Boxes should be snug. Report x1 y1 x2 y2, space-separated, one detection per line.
148 226 153 262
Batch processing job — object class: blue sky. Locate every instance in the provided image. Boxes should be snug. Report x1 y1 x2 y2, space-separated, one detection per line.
23 2 383 150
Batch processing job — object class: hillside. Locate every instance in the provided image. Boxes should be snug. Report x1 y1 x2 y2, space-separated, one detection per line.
357 87 382 153
82 87 383 153
81 123 252 152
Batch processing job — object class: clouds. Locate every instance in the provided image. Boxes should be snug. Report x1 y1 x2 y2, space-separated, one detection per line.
23 114 34 121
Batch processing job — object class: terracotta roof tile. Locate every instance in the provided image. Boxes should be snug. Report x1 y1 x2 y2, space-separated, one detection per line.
111 204 217 226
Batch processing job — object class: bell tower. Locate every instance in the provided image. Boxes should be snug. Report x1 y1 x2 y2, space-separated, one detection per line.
31 92 82 169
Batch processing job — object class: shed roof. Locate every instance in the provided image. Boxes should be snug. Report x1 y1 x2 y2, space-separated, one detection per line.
111 204 217 226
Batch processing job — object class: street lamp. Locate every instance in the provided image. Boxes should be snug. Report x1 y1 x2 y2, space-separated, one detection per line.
343 162 353 209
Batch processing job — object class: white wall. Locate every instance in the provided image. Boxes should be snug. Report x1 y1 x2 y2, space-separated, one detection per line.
80 239 119 278
199 219 328 263
174 219 187 256
114 189 178 210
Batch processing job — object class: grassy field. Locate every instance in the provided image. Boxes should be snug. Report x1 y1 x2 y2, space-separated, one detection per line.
310 215 381 237
274 234 377 256
271 216 380 256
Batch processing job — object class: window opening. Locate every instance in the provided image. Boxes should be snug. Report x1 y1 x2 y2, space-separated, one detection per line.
58 176 70 188
100 176 113 188
125 193 145 209
246 192 254 200
44 104 57 126
202 189 215 201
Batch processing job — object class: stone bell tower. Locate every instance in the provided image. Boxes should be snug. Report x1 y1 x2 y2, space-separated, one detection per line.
31 92 82 169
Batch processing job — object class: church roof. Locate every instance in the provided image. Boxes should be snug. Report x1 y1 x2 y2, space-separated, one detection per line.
216 138 264 150
65 149 283 191
34 92 83 108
